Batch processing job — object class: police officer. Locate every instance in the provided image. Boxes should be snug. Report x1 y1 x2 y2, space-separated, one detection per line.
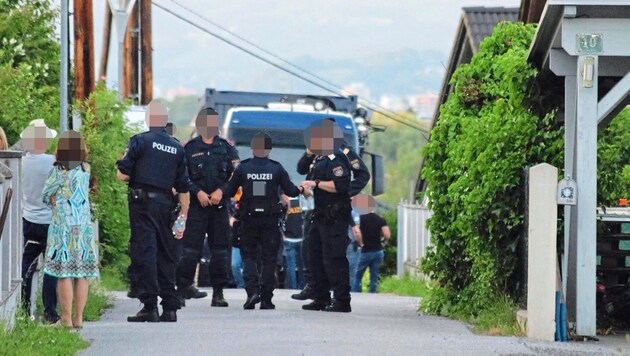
116 100 190 322
291 118 370 301
300 119 354 312
222 132 307 309
176 107 240 306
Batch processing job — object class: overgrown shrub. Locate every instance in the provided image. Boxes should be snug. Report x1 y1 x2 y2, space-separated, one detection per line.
0 0 60 144
598 108 630 205
380 210 398 277
79 84 133 277
420 22 564 316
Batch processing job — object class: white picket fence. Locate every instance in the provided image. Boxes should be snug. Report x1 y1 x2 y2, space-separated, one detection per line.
0 152 23 330
396 201 432 278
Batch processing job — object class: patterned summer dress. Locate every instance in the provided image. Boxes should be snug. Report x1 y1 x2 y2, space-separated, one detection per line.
42 163 99 278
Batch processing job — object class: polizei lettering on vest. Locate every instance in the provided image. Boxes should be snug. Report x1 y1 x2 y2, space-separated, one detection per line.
152 142 177 154
247 173 273 180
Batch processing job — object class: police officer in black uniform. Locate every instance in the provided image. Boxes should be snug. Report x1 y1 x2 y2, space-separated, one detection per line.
291 118 370 301
117 100 190 322
222 132 307 309
176 107 240 306
300 119 354 312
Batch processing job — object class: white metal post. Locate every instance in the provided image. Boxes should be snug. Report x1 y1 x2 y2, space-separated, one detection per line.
575 55 598 337
108 0 136 100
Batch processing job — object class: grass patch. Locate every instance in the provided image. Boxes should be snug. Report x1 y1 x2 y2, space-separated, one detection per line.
441 294 522 336
378 274 430 297
0 313 89 355
83 284 113 321
99 266 128 291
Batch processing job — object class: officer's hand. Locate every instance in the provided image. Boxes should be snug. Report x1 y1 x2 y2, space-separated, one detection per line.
301 188 312 198
197 191 211 207
175 227 185 240
301 181 316 189
210 189 223 205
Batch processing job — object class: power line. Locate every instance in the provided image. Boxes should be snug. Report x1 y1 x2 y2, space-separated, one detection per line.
152 1 429 136
164 0 426 133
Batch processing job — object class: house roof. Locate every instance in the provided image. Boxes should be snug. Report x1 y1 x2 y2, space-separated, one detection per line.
463 7 520 53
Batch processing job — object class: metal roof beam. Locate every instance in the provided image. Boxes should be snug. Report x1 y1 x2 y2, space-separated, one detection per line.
597 70 630 125
550 49 630 76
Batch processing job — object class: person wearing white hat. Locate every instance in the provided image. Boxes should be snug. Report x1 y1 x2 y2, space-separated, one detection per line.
20 119 60 324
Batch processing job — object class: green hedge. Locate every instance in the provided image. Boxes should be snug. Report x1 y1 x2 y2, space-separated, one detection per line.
420 22 564 316
0 0 60 144
79 85 133 277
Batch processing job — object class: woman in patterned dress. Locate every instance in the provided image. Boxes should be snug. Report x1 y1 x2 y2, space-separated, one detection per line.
42 130 98 328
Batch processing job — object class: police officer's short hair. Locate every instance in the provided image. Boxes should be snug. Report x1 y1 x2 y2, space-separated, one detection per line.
195 107 219 129
251 132 272 150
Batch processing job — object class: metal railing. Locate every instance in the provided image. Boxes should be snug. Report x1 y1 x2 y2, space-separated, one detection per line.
0 151 23 330
396 200 432 278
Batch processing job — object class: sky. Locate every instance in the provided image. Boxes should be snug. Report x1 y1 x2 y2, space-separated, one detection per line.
80 0 520 99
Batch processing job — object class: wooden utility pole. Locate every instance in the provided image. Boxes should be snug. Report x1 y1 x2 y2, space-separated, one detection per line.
123 3 139 102
73 0 95 101
140 0 153 104
519 0 547 24
98 3 112 82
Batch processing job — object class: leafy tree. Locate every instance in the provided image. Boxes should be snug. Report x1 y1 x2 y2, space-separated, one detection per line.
78 84 132 275
420 22 564 315
366 112 428 206
0 0 60 144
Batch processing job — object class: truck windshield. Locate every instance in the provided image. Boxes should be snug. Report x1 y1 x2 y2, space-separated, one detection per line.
234 145 307 183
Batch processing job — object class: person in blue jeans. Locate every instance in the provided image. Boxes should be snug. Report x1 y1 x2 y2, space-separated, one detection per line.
346 209 362 288
230 204 245 289
282 195 304 289
352 195 390 293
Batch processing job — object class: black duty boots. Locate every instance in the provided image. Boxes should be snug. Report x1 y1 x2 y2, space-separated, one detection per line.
211 289 229 307
127 305 160 322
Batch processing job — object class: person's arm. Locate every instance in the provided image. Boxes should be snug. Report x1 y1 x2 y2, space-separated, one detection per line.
297 151 315 175
116 136 141 182
42 167 62 207
302 158 350 194
278 166 301 197
382 225 391 240
221 166 243 200
178 192 190 217
346 150 370 196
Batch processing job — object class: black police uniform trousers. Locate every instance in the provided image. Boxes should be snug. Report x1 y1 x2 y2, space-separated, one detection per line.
176 198 229 290
128 195 181 310
308 214 351 304
240 215 281 300
300 211 313 284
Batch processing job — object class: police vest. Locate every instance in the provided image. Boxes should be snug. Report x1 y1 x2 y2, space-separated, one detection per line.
187 137 231 192
239 158 282 216
133 131 183 192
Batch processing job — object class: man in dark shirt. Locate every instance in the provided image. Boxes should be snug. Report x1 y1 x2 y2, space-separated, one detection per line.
351 194 390 293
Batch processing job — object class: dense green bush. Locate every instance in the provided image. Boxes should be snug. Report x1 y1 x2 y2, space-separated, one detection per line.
598 108 630 205
0 0 60 144
420 22 564 316
380 210 398 277
79 85 133 276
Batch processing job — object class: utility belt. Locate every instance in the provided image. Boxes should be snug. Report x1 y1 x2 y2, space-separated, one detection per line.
241 200 282 217
128 188 172 203
312 200 351 223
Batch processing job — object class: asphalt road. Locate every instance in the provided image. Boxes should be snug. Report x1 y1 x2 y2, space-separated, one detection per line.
80 289 629 356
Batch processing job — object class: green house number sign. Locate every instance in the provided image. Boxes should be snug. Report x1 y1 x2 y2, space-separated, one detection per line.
577 34 603 54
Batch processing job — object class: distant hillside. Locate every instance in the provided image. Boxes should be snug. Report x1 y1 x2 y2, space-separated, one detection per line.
233 48 446 98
